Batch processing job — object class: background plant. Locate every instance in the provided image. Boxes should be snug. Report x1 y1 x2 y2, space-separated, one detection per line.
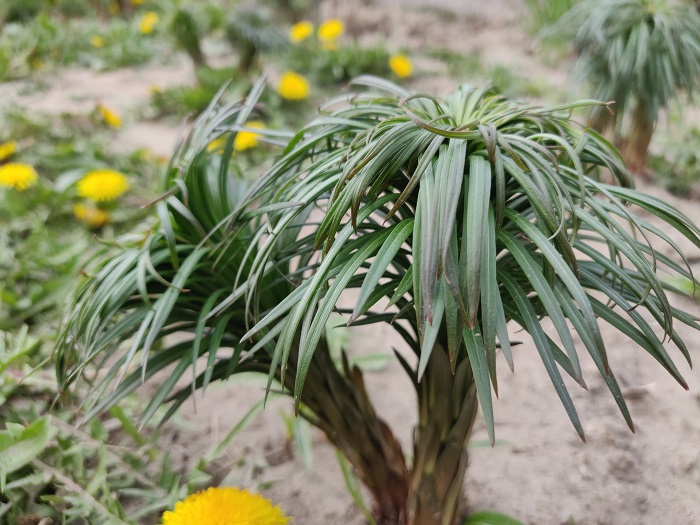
287 41 391 86
549 0 700 174
0 101 196 523
648 122 700 196
226 7 288 73
522 0 578 35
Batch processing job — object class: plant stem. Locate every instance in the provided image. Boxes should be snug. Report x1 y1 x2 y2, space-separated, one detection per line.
620 101 654 176
290 339 477 525
408 344 478 525
238 43 257 73
295 341 410 524
588 104 617 136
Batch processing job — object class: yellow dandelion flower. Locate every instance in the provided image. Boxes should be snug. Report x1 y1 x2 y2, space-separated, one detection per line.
0 163 38 191
0 140 16 161
389 54 413 78
207 137 226 153
318 19 344 42
139 11 160 34
77 169 129 202
74 203 110 228
98 104 122 128
131 0 144 5
234 121 265 151
277 71 310 101
90 35 105 48
161 487 289 525
289 20 313 43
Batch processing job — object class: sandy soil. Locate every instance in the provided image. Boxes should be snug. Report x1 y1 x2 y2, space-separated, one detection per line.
4 1 700 524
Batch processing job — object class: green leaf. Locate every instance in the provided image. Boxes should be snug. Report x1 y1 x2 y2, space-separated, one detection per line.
464 510 527 525
0 417 56 491
500 271 585 441
498 230 584 385
463 155 491 325
351 219 414 322
463 325 495 445
505 208 607 373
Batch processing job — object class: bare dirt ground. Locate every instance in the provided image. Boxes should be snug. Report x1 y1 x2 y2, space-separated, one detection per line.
4 1 700 524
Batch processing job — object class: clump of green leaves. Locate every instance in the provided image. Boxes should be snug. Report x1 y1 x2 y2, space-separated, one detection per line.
171 7 207 67
523 0 578 35
0 13 167 80
549 0 700 173
150 66 250 117
226 7 288 72
0 100 233 524
287 42 390 86
0 327 205 525
56 77 700 525
284 22 391 87
649 125 700 196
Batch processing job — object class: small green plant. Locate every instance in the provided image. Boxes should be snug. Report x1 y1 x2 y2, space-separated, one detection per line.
523 0 578 34
225 8 287 73
171 7 207 67
550 0 700 174
0 328 205 525
0 13 166 80
427 48 484 81
648 122 700 195
150 66 250 117
288 42 390 86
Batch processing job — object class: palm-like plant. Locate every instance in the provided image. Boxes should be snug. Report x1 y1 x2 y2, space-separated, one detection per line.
551 0 700 174
225 7 288 73
171 7 206 68
57 78 700 525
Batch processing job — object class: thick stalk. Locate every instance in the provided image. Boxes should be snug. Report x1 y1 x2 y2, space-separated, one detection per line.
238 43 257 73
620 101 654 176
588 104 617 136
293 341 410 524
408 344 478 525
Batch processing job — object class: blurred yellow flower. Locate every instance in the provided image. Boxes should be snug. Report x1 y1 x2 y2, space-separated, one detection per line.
207 137 226 153
0 140 16 161
131 0 145 5
289 21 313 43
90 35 105 48
77 170 129 202
389 54 413 78
234 121 265 151
139 11 160 34
98 104 122 128
277 71 310 101
0 163 38 191
161 487 288 525
74 203 110 228
318 19 344 42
